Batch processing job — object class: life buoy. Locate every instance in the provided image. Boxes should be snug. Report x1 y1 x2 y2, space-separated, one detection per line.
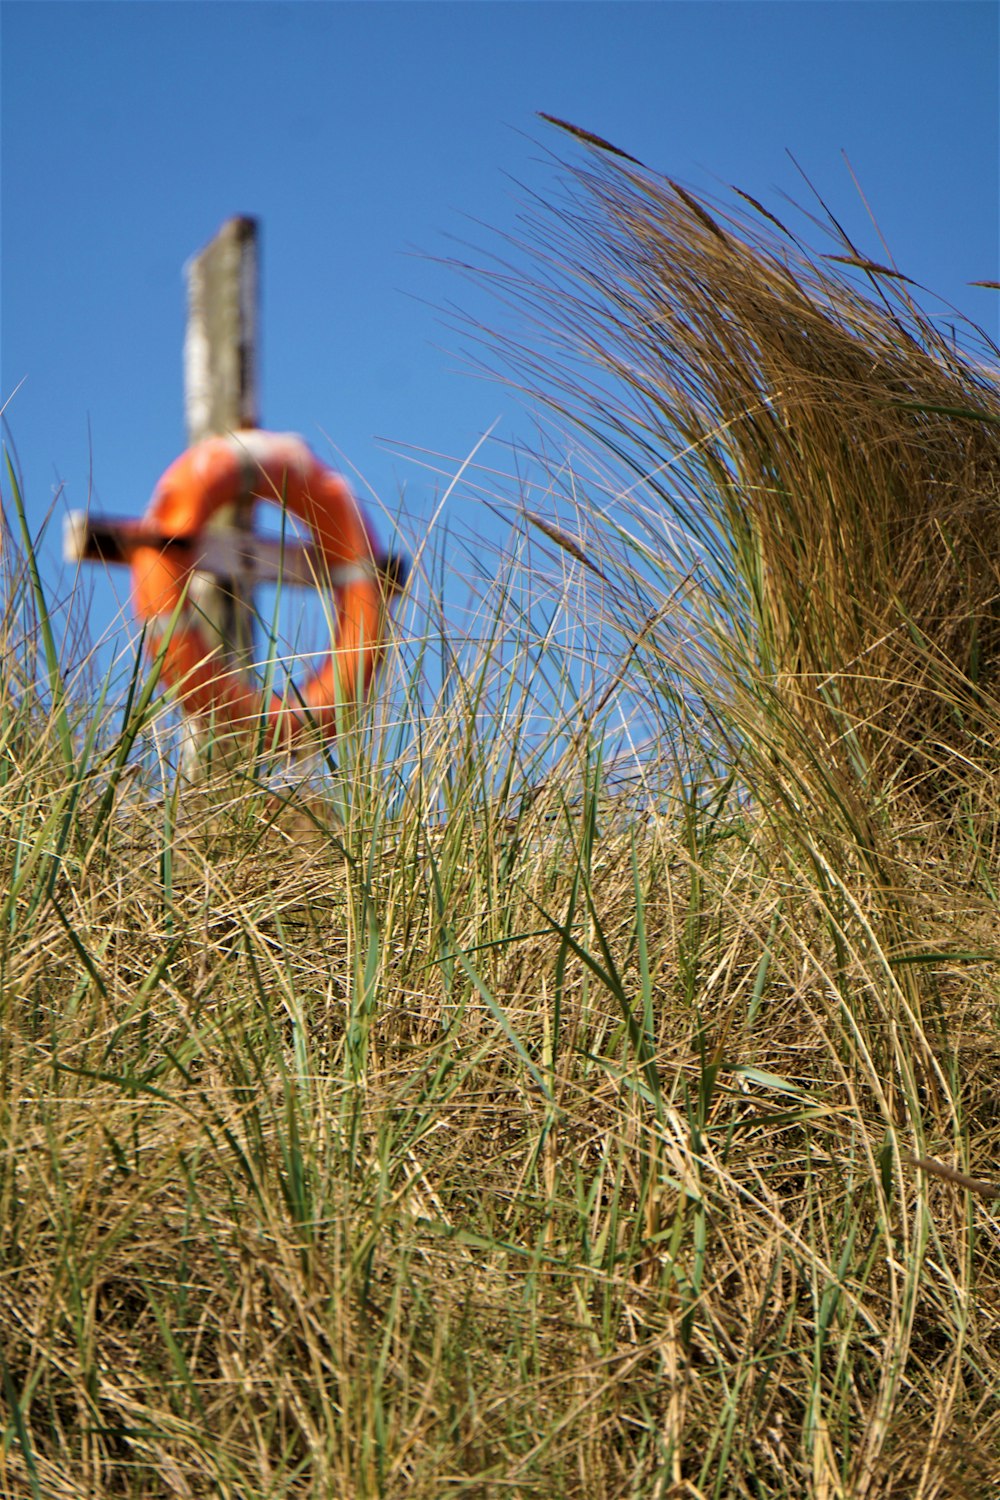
130 429 404 748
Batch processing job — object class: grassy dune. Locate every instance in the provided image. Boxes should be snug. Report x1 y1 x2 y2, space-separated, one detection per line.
3 135 1000 1498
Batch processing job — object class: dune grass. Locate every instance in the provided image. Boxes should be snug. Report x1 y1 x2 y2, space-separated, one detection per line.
3 134 1000 1498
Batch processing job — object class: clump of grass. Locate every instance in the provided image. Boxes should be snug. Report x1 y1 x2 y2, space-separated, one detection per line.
478 122 1000 801
3 130 1000 1499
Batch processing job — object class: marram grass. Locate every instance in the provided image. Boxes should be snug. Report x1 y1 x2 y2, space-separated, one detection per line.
3 136 1000 1499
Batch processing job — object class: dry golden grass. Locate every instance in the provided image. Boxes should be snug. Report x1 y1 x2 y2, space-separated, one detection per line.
3 130 1000 1497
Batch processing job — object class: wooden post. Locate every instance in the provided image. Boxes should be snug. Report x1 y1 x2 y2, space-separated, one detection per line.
183 215 260 673
63 217 409 775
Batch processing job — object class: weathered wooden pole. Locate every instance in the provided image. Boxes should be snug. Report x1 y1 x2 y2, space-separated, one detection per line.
183 214 260 673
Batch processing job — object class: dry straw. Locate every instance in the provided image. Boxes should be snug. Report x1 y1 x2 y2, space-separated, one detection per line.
2 124 1000 1498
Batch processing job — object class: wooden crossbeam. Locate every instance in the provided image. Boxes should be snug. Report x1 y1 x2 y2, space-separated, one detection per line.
64 509 408 594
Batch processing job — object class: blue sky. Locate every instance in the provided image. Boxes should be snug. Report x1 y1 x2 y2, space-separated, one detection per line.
3 1 998 692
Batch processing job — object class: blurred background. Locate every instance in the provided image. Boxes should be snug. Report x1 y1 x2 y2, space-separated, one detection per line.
3 0 997 682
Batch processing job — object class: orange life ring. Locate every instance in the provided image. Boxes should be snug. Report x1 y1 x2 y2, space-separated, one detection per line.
130 429 403 748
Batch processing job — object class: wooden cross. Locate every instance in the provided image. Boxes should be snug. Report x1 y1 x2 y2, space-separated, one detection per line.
65 216 301 638
64 217 393 752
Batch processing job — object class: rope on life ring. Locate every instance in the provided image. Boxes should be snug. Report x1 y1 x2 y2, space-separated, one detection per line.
130 429 406 748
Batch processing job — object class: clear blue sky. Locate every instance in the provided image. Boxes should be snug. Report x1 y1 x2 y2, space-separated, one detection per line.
3 1 998 686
